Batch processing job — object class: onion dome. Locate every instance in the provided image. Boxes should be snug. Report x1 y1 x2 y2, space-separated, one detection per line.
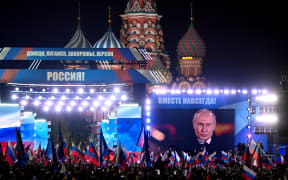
125 0 156 13
65 23 92 48
93 25 125 48
177 23 206 57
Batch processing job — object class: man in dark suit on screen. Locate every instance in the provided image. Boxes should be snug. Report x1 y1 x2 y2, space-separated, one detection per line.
191 109 220 155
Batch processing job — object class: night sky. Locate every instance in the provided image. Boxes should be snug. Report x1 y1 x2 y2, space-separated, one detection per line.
1 0 287 89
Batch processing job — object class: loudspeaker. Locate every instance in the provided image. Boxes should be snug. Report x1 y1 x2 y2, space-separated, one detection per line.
277 91 288 136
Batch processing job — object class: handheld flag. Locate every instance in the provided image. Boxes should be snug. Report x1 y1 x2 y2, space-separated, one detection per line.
45 138 58 166
71 142 84 161
243 142 251 168
15 128 26 166
5 140 16 165
84 141 99 166
0 142 3 161
57 124 65 162
100 128 110 167
242 165 257 180
115 141 127 171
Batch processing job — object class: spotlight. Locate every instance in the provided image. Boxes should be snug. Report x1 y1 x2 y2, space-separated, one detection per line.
146 105 151 111
110 95 116 101
187 89 193 94
78 106 83 112
121 95 127 101
89 89 95 93
45 100 53 106
70 101 76 106
25 95 30 99
224 89 229 94
66 106 72 112
75 96 80 100
262 89 268 94
146 125 151 131
33 100 41 106
255 115 278 123
247 133 252 139
82 101 89 107
255 94 277 103
242 89 248 94
114 87 120 93
43 106 49 112
90 107 95 111
101 107 107 112
105 100 112 106
214 89 220 95
146 112 150 117
98 96 104 101
146 99 151 105
65 89 70 93
42 88 46 92
252 89 258 94
58 101 64 106
146 118 151 123
78 88 84 94
37 96 42 100
11 94 18 100
60 96 66 100
55 106 61 112
53 88 58 93
93 101 99 107
15 87 19 91
231 89 236 94
29 88 33 92
50 96 55 100
206 89 212 95
21 100 27 106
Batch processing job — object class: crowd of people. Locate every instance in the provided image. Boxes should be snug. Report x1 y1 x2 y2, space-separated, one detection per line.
1 148 288 180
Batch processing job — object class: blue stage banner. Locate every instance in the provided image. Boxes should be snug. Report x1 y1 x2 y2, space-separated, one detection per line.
151 94 248 109
0 47 151 61
0 69 151 84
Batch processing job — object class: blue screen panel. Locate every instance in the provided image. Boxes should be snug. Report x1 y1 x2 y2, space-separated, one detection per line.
34 120 48 150
117 106 142 152
0 104 21 142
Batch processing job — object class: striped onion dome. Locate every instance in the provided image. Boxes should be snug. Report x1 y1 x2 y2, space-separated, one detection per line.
65 23 92 48
177 23 206 57
93 26 125 48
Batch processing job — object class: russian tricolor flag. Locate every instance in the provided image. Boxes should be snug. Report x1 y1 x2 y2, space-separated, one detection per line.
5 140 15 165
208 152 217 162
71 143 83 161
242 165 257 180
264 157 274 169
221 150 228 161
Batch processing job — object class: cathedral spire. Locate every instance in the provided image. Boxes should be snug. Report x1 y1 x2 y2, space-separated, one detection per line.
190 1 194 23
77 0 81 24
108 6 112 25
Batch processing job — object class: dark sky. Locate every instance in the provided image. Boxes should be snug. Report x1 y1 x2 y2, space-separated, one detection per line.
1 0 287 89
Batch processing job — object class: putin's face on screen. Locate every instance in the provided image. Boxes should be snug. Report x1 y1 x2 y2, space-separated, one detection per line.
192 109 216 141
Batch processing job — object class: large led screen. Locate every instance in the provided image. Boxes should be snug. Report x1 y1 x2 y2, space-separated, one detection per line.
150 108 235 154
0 104 21 142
